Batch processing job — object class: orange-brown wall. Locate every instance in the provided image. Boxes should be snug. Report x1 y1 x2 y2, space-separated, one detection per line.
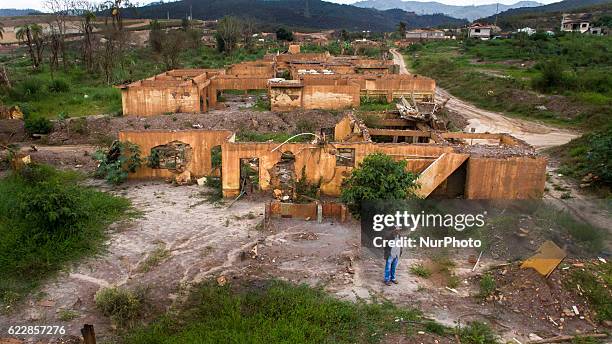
118 130 233 179
221 141 453 197
464 157 547 199
121 84 203 116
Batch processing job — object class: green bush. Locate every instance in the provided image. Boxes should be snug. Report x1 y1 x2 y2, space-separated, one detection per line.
48 78 70 93
0 164 130 305
95 286 145 327
10 78 46 100
340 153 419 214
24 115 53 135
93 141 143 185
479 273 496 299
532 59 569 92
457 321 498 344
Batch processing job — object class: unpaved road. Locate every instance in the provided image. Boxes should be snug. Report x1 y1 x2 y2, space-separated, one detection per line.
390 49 578 149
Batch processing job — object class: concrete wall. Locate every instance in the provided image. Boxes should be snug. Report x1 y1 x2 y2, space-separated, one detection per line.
119 130 233 179
226 61 275 78
464 157 547 199
121 83 202 116
269 82 360 111
221 141 454 198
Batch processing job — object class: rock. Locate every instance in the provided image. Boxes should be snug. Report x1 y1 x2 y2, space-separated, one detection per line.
536 105 548 111
174 170 191 185
196 177 207 186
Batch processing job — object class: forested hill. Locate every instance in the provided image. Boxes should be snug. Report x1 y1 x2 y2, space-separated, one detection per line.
122 0 468 31
477 0 612 30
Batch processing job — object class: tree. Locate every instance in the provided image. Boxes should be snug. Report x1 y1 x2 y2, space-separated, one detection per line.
149 20 163 53
80 8 97 71
16 24 44 69
397 22 407 38
276 27 294 41
340 153 419 214
160 30 185 69
215 16 242 53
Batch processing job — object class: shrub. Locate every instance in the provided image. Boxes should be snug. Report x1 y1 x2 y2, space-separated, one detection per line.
93 141 142 185
10 78 45 100
48 78 70 93
410 264 431 278
532 59 568 92
479 273 496 299
24 115 53 135
95 286 145 327
457 321 498 344
340 153 419 214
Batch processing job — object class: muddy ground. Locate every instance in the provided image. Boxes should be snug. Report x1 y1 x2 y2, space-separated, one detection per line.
0 176 609 344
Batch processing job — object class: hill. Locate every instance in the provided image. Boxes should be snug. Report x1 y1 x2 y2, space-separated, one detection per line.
477 0 612 30
353 0 541 21
0 8 41 17
122 0 467 31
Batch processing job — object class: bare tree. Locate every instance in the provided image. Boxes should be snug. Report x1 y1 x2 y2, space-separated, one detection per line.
215 16 242 53
43 0 75 68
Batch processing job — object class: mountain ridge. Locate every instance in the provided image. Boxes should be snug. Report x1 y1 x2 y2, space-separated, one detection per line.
352 0 542 21
121 0 468 31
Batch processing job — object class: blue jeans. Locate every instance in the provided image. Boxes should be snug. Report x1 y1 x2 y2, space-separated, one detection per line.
384 256 399 282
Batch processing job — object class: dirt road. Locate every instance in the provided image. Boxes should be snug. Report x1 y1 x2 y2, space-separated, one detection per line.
390 49 578 149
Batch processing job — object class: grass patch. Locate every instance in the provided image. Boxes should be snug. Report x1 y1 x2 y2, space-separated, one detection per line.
0 164 131 310
359 97 395 112
565 262 612 322
457 321 498 344
124 280 425 344
137 244 170 273
410 264 432 278
58 309 79 321
479 273 496 299
95 286 146 328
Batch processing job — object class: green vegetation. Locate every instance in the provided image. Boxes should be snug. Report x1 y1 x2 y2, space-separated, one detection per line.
405 35 611 129
124 280 425 344
410 264 432 278
479 273 496 299
566 262 611 322
341 153 420 214
0 164 130 309
359 97 396 112
236 131 310 143
405 35 612 188
95 286 146 327
93 141 143 185
457 321 498 344
58 309 80 321
551 127 612 190
0 39 277 119
137 244 170 273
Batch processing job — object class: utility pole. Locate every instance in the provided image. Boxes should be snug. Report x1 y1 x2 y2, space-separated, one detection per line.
494 3 499 27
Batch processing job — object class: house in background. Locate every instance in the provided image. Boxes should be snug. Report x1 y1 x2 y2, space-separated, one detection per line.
468 23 499 40
561 13 592 33
405 29 445 40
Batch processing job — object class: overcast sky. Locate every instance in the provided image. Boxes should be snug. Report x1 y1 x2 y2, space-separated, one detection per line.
1 0 560 11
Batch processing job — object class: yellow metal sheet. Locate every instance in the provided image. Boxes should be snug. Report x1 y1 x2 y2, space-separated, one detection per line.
521 240 566 277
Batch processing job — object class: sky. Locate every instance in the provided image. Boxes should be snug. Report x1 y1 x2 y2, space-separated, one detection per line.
1 0 560 11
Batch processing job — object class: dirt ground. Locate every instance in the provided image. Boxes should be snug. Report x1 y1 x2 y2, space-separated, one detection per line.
0 177 609 344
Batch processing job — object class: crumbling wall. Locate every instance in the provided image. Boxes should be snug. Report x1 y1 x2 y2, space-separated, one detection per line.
221 141 453 198
118 130 233 179
464 156 547 199
269 84 303 111
302 84 360 110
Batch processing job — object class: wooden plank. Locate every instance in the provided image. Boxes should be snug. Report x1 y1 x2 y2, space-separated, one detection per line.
377 118 414 127
441 132 503 140
415 153 469 198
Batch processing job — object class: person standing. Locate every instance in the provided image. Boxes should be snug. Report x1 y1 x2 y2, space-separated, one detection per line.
384 228 402 286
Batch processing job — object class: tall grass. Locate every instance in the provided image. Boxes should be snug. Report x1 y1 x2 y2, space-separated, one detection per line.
124 280 423 344
0 164 131 308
